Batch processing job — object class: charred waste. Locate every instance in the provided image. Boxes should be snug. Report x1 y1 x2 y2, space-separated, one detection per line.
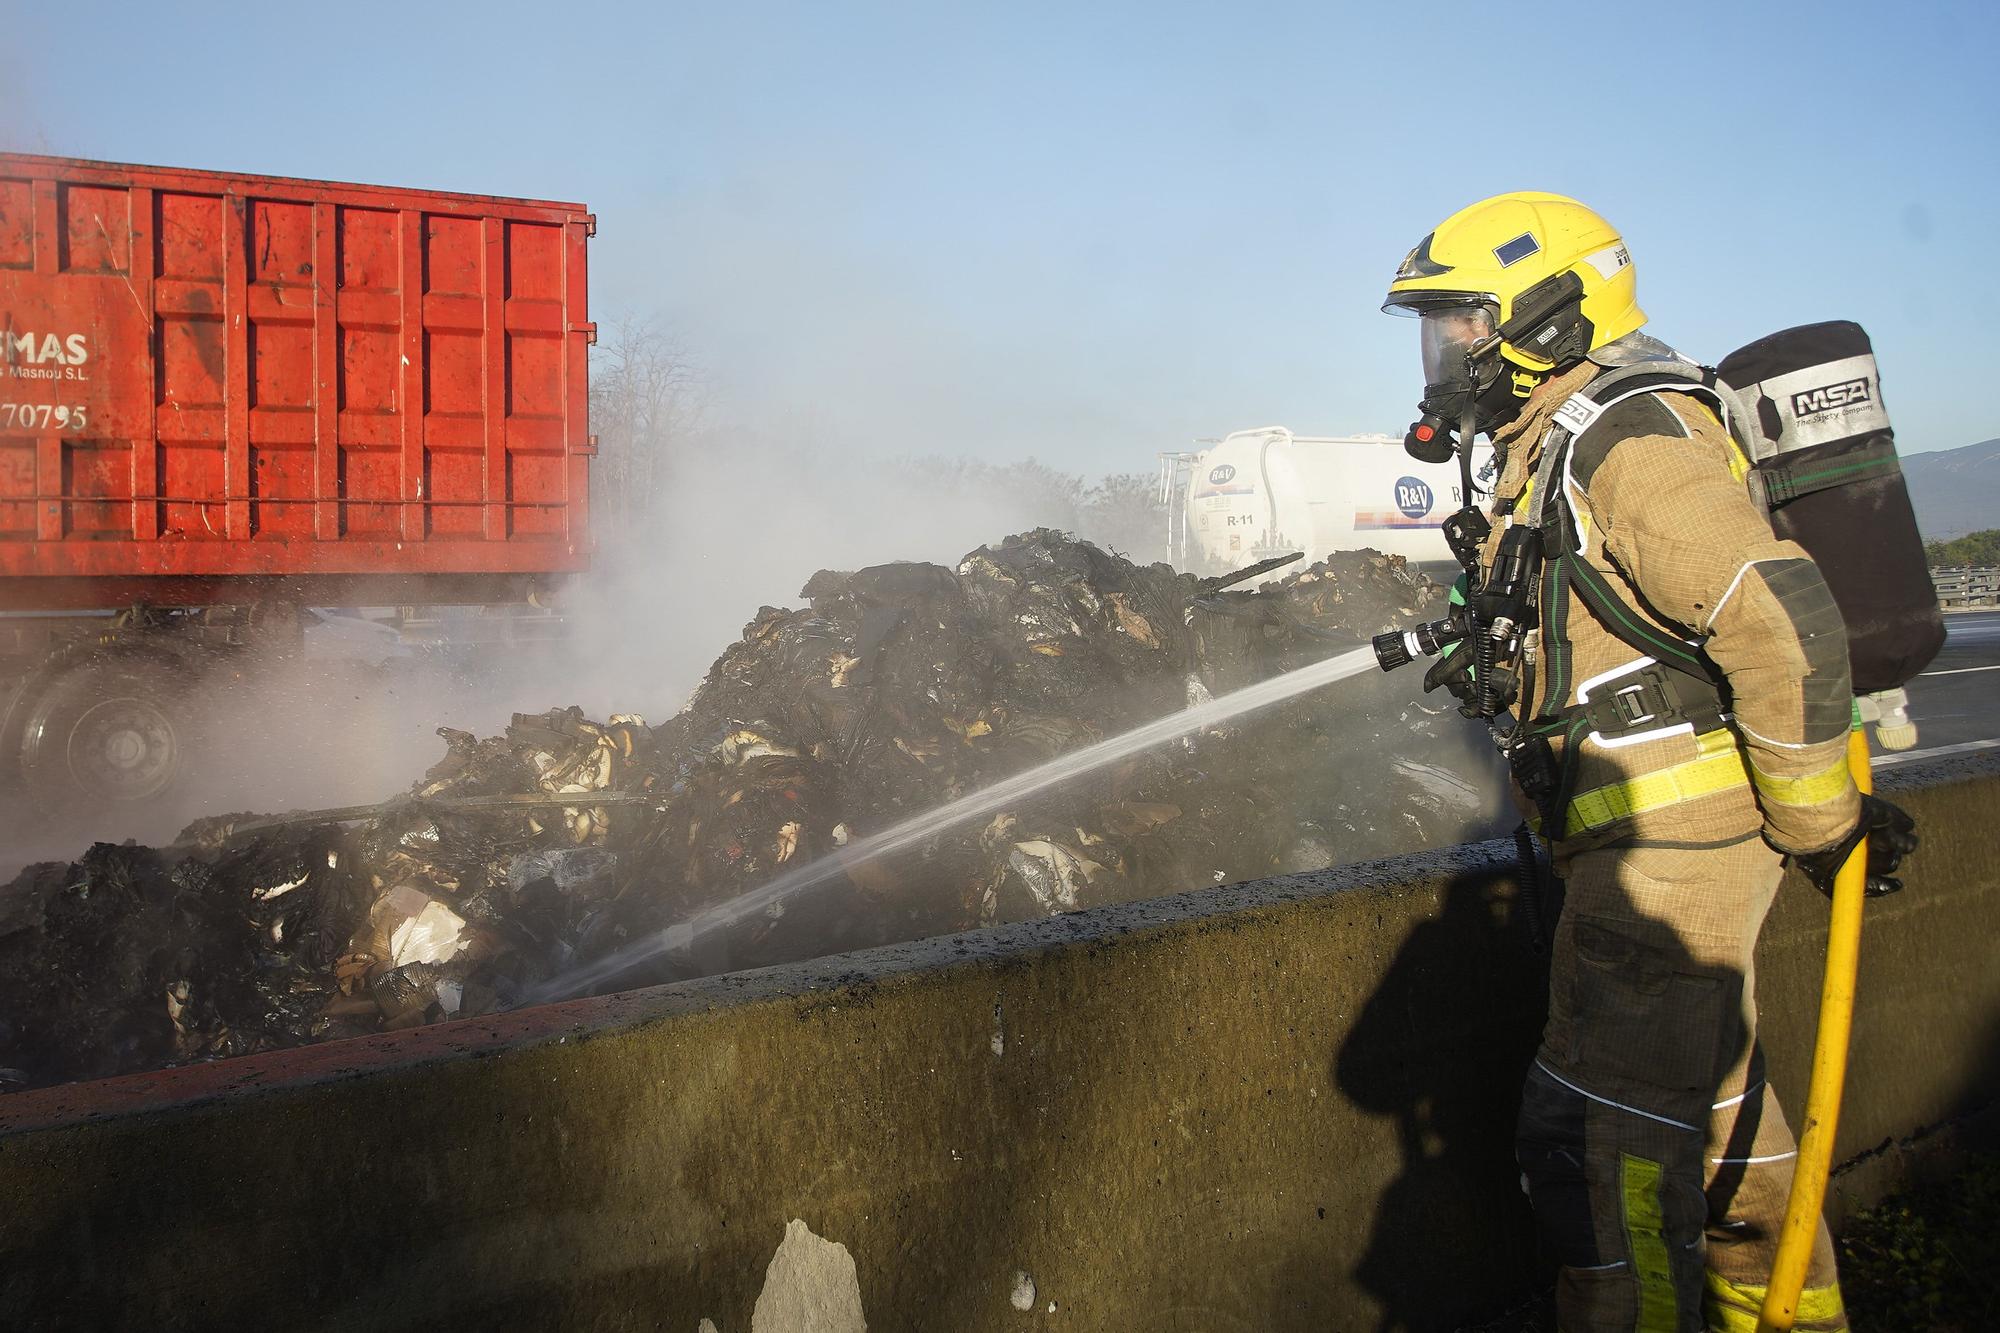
0 531 1497 1092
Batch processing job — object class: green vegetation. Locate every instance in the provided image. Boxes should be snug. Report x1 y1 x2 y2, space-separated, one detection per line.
1838 1151 2000 1331
1925 528 2000 567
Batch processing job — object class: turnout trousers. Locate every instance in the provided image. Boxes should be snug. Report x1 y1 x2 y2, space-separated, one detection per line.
1515 837 1847 1332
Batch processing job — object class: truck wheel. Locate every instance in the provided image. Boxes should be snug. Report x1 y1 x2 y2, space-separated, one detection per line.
16 658 193 807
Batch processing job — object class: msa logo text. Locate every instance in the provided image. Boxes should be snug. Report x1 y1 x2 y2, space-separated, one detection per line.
1791 378 1870 416
2 332 90 366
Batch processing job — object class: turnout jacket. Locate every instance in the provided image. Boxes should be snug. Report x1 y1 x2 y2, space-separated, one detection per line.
1485 350 1861 855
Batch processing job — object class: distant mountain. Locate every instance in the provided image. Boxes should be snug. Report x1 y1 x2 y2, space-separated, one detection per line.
1903 438 2000 542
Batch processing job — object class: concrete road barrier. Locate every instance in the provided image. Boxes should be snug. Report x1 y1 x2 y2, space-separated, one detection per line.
3 754 1996 1331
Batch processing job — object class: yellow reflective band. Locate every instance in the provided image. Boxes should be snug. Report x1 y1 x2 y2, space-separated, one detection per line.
1703 1270 1761 1333
1687 399 1754 482
1749 750 1854 808
1703 1270 1847 1331
1563 729 1751 837
1793 1282 1848 1330
1726 436 1751 483
1621 1153 1679 1333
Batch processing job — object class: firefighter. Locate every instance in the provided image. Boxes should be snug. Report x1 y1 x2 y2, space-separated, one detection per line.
1379 192 1915 1332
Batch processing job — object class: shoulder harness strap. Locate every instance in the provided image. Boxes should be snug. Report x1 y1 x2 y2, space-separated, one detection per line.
1525 362 1721 542
1525 359 1721 676
1517 360 1738 837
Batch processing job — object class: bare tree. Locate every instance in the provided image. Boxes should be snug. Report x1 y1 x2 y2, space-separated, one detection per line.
899 457 1168 563
590 315 705 545
587 321 1166 567
1078 471 1169 565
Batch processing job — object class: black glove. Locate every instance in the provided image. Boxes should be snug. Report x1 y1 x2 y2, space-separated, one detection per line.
1793 795 1918 899
1423 643 1478 708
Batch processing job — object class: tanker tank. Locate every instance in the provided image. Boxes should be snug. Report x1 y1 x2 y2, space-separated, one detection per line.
1165 427 1497 583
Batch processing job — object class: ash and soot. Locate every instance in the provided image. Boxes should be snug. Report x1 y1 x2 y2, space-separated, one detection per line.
0 531 1502 1092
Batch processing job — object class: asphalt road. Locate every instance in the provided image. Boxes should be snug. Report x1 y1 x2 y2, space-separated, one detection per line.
1875 609 2000 769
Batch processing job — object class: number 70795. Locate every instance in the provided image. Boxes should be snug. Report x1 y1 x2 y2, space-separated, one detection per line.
0 403 89 431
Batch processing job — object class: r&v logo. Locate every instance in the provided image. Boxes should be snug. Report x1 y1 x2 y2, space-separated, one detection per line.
1394 476 1434 520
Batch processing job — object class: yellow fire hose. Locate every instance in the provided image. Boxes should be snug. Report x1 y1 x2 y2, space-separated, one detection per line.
1756 724 1872 1331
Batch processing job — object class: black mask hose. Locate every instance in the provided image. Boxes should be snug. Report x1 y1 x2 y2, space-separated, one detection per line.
1473 620 1500 717
1459 352 1479 504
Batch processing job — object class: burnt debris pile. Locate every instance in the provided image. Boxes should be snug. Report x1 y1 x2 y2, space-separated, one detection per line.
0 532 1493 1091
0 708 654 1090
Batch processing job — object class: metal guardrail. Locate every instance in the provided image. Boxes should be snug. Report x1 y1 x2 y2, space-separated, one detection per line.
1930 565 1998 607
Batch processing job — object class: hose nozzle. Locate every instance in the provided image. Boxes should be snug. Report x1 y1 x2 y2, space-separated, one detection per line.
1373 616 1469 673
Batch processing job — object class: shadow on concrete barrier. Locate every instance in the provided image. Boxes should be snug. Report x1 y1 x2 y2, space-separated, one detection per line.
1 753 1996 1331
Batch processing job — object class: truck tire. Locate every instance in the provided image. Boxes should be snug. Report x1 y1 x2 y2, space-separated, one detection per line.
15 656 195 809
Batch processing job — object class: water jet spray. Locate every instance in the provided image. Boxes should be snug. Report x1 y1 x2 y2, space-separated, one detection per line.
530 644 1382 1002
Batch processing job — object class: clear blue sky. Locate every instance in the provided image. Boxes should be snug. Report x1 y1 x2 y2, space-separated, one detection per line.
6 0 1995 471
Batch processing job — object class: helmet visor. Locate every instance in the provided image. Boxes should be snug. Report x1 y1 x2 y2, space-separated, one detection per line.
1418 304 1498 389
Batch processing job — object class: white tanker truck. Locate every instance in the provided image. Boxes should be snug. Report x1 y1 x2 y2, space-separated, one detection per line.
1159 427 1497 582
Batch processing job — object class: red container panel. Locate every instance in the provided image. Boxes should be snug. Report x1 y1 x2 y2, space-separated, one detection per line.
0 155 594 610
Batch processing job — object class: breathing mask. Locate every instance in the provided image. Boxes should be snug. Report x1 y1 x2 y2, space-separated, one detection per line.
1399 301 1548 463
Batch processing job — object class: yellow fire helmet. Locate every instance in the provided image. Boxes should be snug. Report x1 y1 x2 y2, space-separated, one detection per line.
1384 191 1646 370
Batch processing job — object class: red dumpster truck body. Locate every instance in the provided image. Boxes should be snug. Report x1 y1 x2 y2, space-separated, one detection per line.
0 153 595 806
